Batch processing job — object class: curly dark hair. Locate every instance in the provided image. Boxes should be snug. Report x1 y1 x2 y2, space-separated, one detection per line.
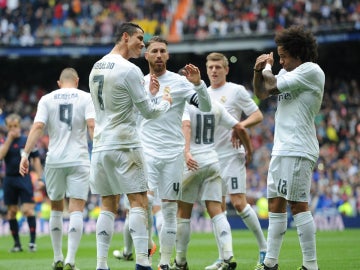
275 25 318 63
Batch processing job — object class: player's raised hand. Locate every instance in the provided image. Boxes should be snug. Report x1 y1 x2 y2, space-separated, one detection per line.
184 64 201 86
149 74 160 96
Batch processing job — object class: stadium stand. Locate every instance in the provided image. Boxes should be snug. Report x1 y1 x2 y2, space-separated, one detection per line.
0 0 359 46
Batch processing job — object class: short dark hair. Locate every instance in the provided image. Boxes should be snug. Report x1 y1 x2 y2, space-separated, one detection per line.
145 35 168 49
275 25 318 63
59 67 78 82
115 22 144 43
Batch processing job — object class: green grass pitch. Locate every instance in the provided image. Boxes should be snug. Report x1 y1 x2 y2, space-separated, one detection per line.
0 228 358 269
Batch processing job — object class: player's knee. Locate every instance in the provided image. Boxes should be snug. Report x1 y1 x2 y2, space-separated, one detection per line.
231 197 247 211
289 201 308 215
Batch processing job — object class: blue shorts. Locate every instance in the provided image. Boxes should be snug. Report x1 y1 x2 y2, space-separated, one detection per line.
3 175 34 205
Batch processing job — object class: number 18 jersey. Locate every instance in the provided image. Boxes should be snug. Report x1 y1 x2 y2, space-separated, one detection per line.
183 100 238 167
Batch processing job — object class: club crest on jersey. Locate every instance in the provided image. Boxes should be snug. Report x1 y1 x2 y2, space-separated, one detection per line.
164 86 171 94
220 96 227 103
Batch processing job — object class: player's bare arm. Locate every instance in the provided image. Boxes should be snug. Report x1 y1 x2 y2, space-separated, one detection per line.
253 52 279 99
87 118 95 140
239 109 263 129
19 122 45 176
232 123 253 165
182 119 199 171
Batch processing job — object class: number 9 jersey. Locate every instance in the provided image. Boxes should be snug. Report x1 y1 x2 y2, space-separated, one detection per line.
33 88 95 167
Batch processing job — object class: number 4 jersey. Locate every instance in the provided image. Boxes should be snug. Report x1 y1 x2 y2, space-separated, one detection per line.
34 88 95 167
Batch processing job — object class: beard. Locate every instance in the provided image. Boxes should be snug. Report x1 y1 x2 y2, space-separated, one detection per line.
151 62 166 74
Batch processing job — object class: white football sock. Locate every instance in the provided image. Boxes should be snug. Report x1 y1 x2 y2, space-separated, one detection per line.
238 204 267 252
264 212 287 268
159 201 177 266
212 213 233 261
129 207 150 266
294 211 318 270
123 212 133 254
65 211 83 265
50 210 64 262
96 210 114 269
155 210 164 235
175 218 191 265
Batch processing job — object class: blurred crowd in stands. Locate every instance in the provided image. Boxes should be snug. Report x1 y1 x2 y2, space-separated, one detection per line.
1 0 360 46
0 75 359 223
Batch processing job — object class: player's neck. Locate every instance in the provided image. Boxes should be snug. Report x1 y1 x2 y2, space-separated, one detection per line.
151 69 166 77
211 81 226 89
110 45 130 60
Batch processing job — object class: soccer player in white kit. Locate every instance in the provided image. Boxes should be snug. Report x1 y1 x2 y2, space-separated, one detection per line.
19 67 95 270
88 23 172 270
172 100 253 270
206 52 267 269
253 25 324 270
140 36 212 270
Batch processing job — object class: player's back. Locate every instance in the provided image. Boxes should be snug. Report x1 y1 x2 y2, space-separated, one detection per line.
35 87 93 167
184 100 237 167
89 54 145 151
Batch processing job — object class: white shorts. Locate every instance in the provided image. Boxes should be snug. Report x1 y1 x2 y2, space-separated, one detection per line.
218 153 246 195
181 162 222 204
90 148 148 196
267 156 315 202
145 152 184 200
45 165 90 201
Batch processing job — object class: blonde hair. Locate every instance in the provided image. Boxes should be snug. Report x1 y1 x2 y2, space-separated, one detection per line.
206 52 229 68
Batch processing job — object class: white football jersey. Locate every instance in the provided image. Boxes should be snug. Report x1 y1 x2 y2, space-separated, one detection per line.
34 88 95 167
183 100 238 167
89 54 170 152
274 62 325 162
139 70 211 159
208 82 258 158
